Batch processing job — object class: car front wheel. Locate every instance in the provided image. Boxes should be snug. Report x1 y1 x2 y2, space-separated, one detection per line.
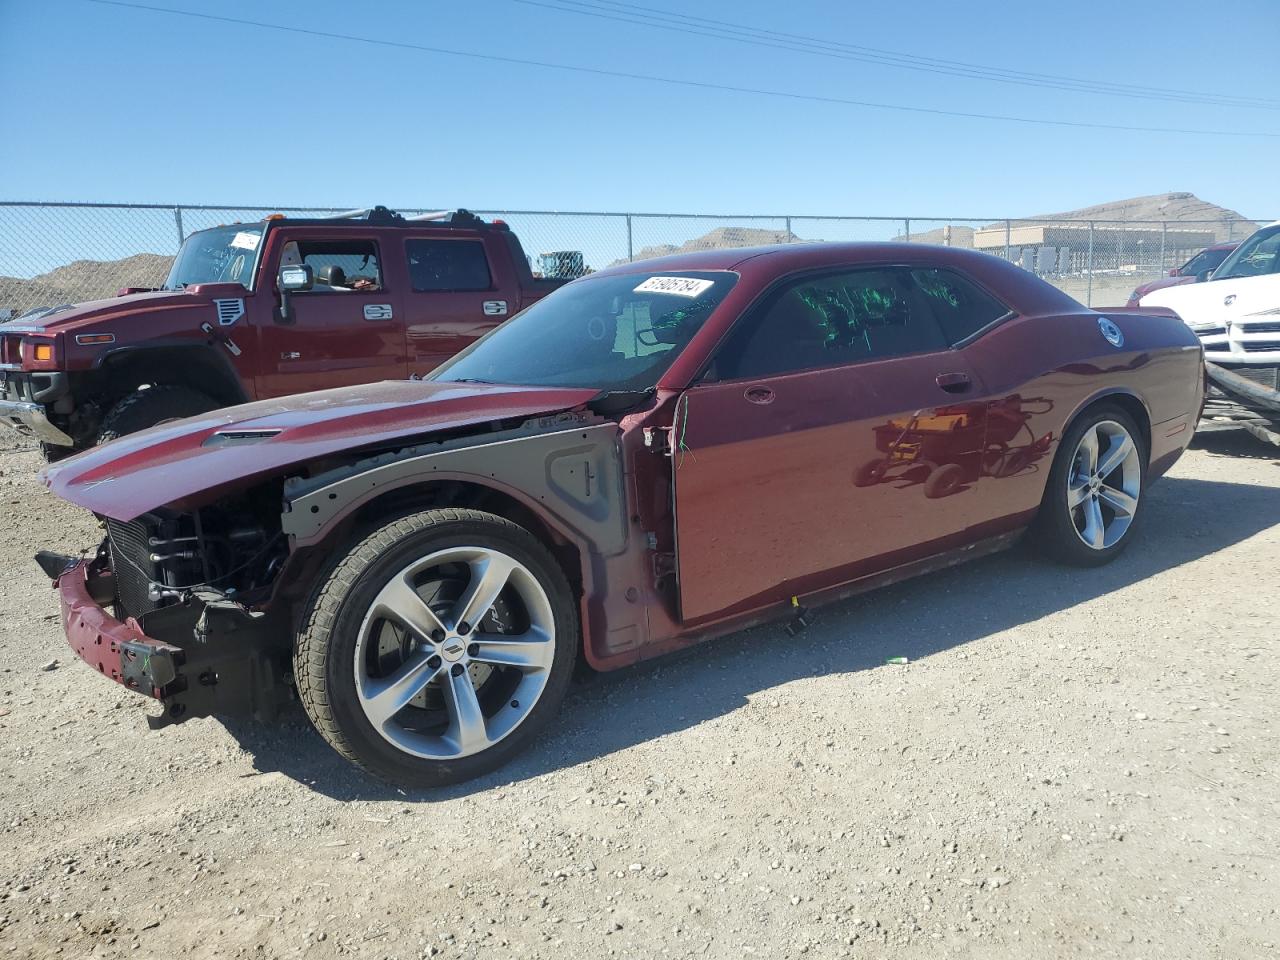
1033 405 1147 567
294 508 578 787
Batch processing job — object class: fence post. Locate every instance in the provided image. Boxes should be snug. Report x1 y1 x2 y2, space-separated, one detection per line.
1159 221 1166 275
626 214 633 263
1086 221 1094 307
1226 218 1234 242
904 219 911 242
173 205 185 246
784 216 792 241
1004 219 1011 260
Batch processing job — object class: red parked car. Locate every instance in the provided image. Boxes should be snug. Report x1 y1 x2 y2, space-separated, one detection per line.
1126 241 1238 305
40 242 1204 786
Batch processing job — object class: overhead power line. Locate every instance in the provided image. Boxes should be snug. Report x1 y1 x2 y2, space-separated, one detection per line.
518 0 1280 111
81 0 1280 138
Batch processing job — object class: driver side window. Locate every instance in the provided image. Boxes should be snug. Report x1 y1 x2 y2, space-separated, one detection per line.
712 267 949 381
283 239 383 293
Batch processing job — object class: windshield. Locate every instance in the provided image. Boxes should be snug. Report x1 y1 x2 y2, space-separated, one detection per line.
164 224 263 290
434 270 738 391
1212 225 1280 280
1183 247 1232 276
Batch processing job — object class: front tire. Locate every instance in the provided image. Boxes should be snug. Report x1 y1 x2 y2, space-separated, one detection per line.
96 385 218 444
1033 405 1147 567
294 508 578 787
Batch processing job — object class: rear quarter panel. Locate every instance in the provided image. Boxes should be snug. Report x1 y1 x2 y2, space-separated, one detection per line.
963 309 1202 526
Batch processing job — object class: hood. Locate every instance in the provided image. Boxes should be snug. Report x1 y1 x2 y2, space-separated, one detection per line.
1140 273 1280 329
1130 275 1193 302
42 380 600 520
5 289 204 334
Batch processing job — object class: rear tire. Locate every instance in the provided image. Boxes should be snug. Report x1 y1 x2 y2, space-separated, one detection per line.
1032 404 1147 567
294 508 578 788
96 385 218 444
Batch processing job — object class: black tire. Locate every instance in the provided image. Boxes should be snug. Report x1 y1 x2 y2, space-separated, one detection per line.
923 462 964 499
96 385 218 444
1032 404 1148 567
853 458 889 487
294 508 579 787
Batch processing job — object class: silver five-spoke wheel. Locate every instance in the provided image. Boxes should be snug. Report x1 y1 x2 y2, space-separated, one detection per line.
1066 419 1141 551
354 545 556 760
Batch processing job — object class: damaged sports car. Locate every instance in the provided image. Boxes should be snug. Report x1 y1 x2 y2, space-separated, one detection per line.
40 242 1204 785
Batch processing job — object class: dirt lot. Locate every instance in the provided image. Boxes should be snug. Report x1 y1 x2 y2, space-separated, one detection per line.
0 428 1277 960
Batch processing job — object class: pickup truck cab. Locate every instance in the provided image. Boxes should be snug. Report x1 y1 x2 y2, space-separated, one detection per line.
0 207 565 457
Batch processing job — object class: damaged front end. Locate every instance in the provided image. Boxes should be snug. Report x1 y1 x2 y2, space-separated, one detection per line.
43 490 294 728
1202 363 1280 446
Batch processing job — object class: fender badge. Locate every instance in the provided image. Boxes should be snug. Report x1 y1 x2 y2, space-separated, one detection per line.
1223 294 1237 306
1097 317 1124 348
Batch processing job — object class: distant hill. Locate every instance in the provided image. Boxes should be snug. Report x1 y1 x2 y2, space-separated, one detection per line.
0 253 173 317
620 226 801 265
894 193 1261 248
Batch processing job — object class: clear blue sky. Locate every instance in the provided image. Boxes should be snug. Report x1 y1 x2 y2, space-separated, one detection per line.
1 0 1277 217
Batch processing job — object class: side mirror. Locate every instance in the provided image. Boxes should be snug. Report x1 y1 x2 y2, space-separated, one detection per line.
276 264 313 323
1167 267 1181 277
1196 269 1214 283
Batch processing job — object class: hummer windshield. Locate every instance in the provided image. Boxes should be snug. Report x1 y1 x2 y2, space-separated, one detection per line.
164 224 264 290
435 271 738 392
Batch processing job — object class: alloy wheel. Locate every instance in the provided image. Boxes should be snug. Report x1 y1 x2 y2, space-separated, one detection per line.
1066 419 1141 550
353 546 556 759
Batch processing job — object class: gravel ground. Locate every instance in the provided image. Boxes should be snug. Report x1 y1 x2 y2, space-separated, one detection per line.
0 428 1277 960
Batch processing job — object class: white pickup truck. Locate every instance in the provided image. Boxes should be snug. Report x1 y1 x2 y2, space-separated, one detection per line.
1140 221 1280 444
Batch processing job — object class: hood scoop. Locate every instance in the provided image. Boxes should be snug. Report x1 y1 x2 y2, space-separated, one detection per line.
202 428 283 448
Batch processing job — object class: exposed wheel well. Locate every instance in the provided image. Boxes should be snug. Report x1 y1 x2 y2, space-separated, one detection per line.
92 347 247 409
343 480 585 596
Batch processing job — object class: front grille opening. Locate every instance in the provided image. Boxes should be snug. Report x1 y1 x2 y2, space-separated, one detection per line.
106 493 288 622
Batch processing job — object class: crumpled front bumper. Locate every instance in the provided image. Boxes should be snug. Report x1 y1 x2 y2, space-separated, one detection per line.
50 555 292 728
56 559 190 717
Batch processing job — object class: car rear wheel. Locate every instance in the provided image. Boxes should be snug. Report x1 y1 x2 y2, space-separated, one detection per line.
1033 405 1146 567
96 385 218 444
294 508 578 787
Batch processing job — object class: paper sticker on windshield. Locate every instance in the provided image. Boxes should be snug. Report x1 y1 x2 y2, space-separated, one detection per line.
229 231 261 251
634 276 714 298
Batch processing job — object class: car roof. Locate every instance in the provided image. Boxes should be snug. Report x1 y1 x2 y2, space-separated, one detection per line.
590 241 1084 318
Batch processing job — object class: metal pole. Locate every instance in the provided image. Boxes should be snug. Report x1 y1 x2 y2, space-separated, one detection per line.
904 219 911 242
1004 219 1011 260
1159 222 1166 275
173 205 185 246
1086 221 1094 307
784 216 792 241
626 214 633 263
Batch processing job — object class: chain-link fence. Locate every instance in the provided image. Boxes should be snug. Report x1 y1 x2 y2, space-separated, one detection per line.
0 201 1268 318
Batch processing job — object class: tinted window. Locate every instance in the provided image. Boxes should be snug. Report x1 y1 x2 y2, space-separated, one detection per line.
283 239 381 292
407 239 492 291
1182 248 1231 276
714 268 948 380
434 271 737 390
909 267 1010 344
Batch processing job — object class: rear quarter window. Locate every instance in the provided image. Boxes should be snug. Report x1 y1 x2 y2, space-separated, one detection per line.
910 268 1011 344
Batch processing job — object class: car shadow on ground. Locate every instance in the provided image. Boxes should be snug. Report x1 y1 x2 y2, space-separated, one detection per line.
222 474 1280 802
1190 429 1280 462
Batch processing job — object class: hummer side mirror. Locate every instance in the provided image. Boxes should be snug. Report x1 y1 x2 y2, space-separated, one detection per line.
277 264 313 323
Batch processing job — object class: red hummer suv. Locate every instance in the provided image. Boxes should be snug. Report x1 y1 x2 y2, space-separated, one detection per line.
0 207 568 458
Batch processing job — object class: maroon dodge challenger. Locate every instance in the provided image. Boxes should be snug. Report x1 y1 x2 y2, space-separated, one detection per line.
39 242 1204 786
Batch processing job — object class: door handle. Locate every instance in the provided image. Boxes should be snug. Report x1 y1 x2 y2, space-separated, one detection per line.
935 372 971 394
744 385 775 405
